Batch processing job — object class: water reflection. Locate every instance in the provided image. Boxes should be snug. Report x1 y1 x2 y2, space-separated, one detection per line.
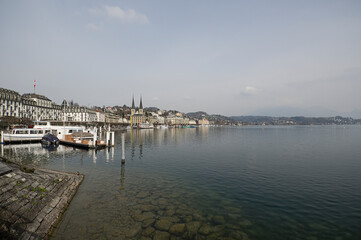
2 126 360 240
120 162 125 190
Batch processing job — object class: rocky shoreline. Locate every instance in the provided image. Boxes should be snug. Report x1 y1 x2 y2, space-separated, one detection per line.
0 157 84 240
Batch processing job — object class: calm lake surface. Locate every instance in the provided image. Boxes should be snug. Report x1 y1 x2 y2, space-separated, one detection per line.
2 126 361 240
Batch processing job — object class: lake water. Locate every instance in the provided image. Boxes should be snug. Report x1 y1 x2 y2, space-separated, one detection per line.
2 126 361 240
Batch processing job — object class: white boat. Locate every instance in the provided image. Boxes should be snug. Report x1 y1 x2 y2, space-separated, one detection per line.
1 128 53 143
156 125 168 129
33 121 90 140
33 121 107 149
132 122 154 129
138 123 154 129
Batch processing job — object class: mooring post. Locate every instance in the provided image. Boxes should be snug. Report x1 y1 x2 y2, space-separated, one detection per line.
1 131 4 144
121 132 125 164
106 132 110 147
111 132 115 146
1 143 3 157
94 128 98 147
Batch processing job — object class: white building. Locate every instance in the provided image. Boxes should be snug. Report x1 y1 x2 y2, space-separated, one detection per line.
22 93 62 120
0 88 22 118
61 99 97 122
0 88 62 121
166 115 189 125
96 111 106 123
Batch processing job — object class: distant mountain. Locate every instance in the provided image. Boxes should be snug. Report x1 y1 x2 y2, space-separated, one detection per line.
246 106 361 119
186 111 236 123
144 107 160 112
186 111 208 119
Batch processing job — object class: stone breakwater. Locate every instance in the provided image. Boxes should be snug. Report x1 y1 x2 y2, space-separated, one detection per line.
0 158 84 240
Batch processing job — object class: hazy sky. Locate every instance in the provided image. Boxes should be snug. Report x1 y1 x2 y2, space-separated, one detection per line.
1 0 361 116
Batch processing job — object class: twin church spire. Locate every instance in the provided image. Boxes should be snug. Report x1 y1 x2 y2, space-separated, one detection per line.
131 95 143 116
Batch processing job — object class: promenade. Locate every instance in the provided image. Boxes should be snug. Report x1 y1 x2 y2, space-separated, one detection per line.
0 157 83 240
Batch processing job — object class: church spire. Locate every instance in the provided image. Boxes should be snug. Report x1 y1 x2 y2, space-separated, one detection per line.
139 95 143 109
131 95 135 109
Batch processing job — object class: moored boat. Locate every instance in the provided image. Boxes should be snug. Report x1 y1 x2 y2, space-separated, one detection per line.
41 133 60 145
1 128 53 144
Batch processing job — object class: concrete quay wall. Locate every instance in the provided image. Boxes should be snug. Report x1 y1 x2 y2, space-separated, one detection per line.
0 157 84 240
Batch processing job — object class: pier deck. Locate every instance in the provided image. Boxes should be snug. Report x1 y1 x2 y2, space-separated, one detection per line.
0 157 84 240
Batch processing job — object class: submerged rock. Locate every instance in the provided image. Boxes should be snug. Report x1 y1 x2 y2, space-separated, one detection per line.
142 218 155 228
158 198 168 205
125 225 141 238
154 219 172 231
153 230 170 240
185 221 201 236
142 226 155 237
213 215 226 225
164 209 175 217
136 191 150 199
182 215 193 223
169 223 186 235
198 224 213 235
238 219 252 228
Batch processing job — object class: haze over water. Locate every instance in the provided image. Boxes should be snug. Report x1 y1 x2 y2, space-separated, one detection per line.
3 126 361 239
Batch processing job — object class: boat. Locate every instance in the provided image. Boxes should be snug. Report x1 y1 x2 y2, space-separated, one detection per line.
60 131 106 149
135 123 154 129
1 128 53 144
1 121 113 149
41 133 60 145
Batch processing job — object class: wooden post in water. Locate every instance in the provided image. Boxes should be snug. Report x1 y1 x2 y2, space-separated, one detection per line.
111 132 115 147
121 132 125 164
1 142 3 157
106 131 110 147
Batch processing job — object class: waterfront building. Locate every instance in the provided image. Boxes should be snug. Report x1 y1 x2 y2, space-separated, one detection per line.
96 110 106 123
148 112 165 125
189 119 197 125
130 96 146 125
61 99 97 122
22 93 62 121
105 113 120 124
198 117 210 125
1 88 62 121
166 115 189 125
0 88 22 118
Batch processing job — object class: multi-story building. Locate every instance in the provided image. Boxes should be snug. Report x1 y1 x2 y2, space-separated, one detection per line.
0 88 22 118
166 115 189 125
22 93 62 120
61 99 97 122
96 110 106 123
105 113 121 124
20 98 37 120
1 88 61 121
148 113 165 125
198 117 210 125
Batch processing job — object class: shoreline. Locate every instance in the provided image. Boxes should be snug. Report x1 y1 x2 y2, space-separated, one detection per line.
0 156 84 240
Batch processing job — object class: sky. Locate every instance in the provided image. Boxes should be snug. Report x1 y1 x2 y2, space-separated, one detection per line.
1 0 361 117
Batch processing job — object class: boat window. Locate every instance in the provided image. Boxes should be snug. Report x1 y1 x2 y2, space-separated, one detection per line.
45 130 50 133
30 130 38 134
16 130 28 134
69 130 73 133
39 130 44 134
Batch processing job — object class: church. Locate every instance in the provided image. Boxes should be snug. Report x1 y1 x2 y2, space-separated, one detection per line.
130 95 146 126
